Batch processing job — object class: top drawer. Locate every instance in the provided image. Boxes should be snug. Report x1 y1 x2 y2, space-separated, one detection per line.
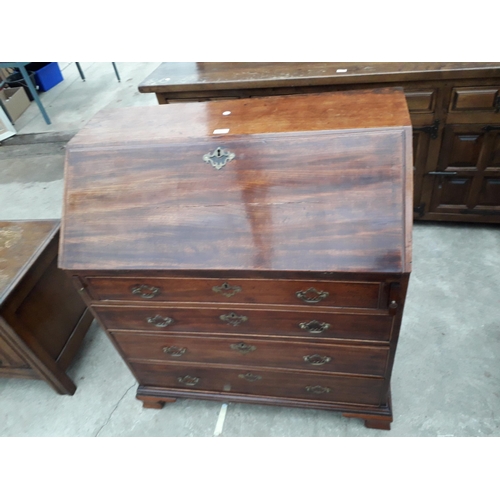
450 87 500 112
82 277 383 310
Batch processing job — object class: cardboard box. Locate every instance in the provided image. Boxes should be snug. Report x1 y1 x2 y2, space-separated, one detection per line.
0 105 16 142
0 87 30 122
0 67 13 81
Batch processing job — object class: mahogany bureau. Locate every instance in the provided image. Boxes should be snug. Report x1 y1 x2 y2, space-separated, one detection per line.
0 220 93 394
60 89 412 430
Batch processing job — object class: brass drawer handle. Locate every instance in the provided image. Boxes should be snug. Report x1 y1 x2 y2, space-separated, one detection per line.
230 342 256 354
220 312 248 326
212 282 242 298
306 385 331 394
131 285 160 299
238 373 262 382
299 320 330 334
177 375 200 386
146 315 174 328
296 287 329 304
163 346 186 357
303 354 332 366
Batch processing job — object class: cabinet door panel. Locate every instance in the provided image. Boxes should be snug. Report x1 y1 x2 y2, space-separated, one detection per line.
405 89 436 113
440 128 484 170
430 175 473 211
412 129 431 207
450 87 499 112
485 132 500 172
426 124 500 218
476 178 500 208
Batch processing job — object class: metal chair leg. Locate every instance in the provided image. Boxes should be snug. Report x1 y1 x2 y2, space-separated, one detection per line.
18 65 51 125
112 62 121 82
75 62 85 82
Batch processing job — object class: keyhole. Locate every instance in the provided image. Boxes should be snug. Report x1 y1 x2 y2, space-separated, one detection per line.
217 148 222 157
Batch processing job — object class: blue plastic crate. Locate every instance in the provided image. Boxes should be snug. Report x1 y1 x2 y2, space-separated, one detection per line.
27 62 63 92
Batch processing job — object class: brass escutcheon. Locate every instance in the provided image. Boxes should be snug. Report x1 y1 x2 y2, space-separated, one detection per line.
203 147 235 170
230 342 256 354
212 282 242 298
220 312 248 326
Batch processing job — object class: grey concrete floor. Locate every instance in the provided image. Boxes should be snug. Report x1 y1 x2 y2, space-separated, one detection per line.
0 62 499 436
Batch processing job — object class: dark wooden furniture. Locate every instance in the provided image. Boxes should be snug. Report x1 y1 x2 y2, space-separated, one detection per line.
0 220 93 394
139 62 500 223
60 89 412 429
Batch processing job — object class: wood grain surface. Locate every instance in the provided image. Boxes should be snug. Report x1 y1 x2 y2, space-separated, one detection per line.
138 62 500 93
60 90 412 274
129 360 386 406
110 331 390 376
83 276 382 309
0 220 59 304
95 304 394 341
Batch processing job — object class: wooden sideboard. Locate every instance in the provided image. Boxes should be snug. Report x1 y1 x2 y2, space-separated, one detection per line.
60 89 412 429
0 220 93 394
139 62 500 223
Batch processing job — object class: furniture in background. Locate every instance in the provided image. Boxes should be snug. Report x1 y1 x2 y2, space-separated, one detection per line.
75 62 121 82
0 220 93 394
59 89 412 429
0 62 122 127
139 62 500 223
0 62 51 124
0 105 16 141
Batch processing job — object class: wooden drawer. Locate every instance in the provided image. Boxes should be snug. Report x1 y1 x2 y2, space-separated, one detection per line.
83 277 382 309
405 89 436 113
112 332 390 377
450 87 500 112
94 305 394 342
130 361 386 406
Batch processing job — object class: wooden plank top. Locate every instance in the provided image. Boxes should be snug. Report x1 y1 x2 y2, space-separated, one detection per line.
0 220 59 304
60 89 412 274
138 62 500 94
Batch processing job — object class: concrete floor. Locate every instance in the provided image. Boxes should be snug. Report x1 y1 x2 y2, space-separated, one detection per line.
0 62 499 436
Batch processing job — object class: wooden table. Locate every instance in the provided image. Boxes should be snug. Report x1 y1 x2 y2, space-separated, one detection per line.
0 220 93 394
139 62 500 223
60 89 412 429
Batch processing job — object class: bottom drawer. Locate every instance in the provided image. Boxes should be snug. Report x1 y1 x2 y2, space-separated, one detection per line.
130 362 386 406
